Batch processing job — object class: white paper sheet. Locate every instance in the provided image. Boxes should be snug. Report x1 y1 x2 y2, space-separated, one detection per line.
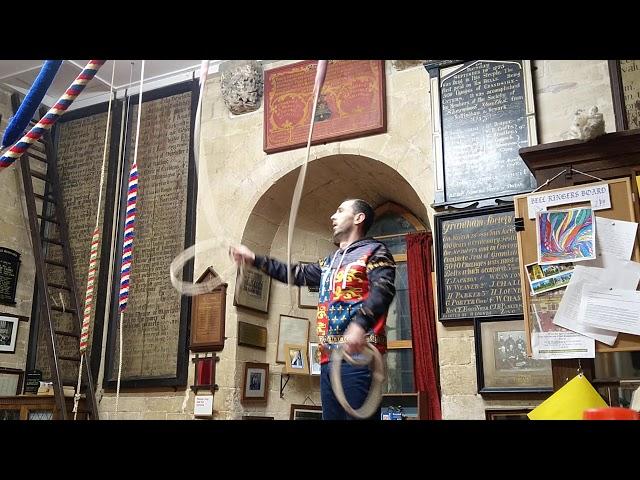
553 260 640 345
579 285 640 336
531 331 595 359
594 217 638 261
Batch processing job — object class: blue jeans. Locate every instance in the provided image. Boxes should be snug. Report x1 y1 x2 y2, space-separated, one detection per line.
320 360 377 420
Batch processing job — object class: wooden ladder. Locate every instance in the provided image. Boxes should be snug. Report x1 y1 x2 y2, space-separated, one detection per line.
11 93 99 420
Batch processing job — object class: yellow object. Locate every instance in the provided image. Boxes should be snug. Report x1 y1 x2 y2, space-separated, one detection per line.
528 374 607 420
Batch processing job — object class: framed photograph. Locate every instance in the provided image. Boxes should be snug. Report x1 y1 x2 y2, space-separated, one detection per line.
474 316 553 394
0 367 24 395
276 315 309 364
485 408 532 420
0 315 19 353
241 362 269 404
234 267 271 313
525 261 574 295
290 404 323 420
284 343 309 375
308 342 321 376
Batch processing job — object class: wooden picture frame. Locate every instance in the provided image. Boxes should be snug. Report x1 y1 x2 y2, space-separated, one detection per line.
289 404 323 420
284 343 309 375
0 314 19 353
276 315 310 364
241 362 269 404
234 267 271 313
485 408 532 420
190 267 227 352
0 367 24 395
263 60 387 154
474 316 553 394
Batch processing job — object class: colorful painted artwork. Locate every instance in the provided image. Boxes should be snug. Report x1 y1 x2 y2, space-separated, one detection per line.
536 207 596 265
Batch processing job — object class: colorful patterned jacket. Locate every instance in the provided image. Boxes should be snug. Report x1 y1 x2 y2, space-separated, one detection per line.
253 238 396 364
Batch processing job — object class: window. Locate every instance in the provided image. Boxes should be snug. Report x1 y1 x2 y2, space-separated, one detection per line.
369 203 427 395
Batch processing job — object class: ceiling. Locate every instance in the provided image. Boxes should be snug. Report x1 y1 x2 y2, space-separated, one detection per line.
0 60 243 111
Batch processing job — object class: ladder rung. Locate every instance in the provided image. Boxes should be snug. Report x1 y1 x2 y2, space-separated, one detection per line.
34 193 56 204
47 282 71 291
51 305 76 314
59 355 81 362
30 141 46 150
37 214 59 224
27 151 48 163
55 330 80 338
43 237 63 246
45 259 67 268
30 169 49 181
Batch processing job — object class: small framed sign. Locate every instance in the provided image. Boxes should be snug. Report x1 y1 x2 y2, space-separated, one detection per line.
190 267 227 352
0 247 21 306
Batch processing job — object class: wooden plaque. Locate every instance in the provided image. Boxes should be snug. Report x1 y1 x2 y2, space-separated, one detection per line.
263 60 386 154
190 268 227 352
237 321 267 350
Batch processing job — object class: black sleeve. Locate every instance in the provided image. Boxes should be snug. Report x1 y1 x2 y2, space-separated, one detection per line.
351 244 396 332
253 255 322 287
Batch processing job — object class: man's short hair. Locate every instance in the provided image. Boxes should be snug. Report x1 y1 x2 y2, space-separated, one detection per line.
346 199 375 234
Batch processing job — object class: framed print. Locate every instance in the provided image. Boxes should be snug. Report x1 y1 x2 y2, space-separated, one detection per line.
308 342 321 376
289 404 323 420
234 267 271 313
299 263 319 309
264 60 386 154
474 316 553 394
485 408 532 420
284 343 309 375
241 362 269 404
276 315 310 364
0 315 19 353
0 367 24 395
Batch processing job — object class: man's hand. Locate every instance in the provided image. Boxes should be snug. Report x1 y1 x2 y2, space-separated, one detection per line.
229 245 256 266
343 322 366 355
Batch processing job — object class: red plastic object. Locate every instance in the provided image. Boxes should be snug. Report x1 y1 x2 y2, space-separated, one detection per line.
583 407 639 420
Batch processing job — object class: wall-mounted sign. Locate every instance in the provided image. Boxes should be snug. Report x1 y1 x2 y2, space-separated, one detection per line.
0 247 21 306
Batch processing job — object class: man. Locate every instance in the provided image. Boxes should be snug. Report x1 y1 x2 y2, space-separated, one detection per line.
230 199 396 420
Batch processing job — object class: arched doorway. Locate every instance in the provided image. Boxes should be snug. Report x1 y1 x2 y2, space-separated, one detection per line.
236 154 430 415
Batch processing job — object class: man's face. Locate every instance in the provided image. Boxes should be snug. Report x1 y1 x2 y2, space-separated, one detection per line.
330 200 359 243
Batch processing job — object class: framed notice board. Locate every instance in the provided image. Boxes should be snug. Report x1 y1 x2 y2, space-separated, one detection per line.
426 60 538 206
513 178 640 354
434 205 523 322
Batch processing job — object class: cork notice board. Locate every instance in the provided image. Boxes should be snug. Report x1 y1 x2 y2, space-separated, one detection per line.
513 178 640 354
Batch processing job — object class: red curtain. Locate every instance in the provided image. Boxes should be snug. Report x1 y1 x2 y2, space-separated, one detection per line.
406 232 441 420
